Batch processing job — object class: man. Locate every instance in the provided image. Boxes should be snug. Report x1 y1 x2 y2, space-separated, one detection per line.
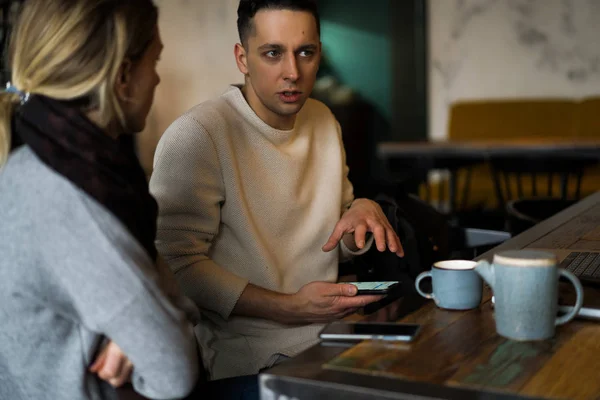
149 0 404 380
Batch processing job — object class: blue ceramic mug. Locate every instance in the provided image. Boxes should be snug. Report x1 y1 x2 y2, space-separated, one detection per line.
475 250 584 341
415 260 482 310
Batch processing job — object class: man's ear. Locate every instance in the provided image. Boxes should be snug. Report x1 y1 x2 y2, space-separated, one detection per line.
114 59 133 101
234 43 249 75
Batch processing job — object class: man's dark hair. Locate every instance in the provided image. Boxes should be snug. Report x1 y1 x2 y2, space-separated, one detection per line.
237 0 320 46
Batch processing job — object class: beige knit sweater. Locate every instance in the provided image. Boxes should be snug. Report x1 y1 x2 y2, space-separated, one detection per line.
149 86 371 379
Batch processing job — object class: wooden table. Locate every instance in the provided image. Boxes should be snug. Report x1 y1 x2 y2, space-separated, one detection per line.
377 139 600 214
260 192 600 400
377 139 600 159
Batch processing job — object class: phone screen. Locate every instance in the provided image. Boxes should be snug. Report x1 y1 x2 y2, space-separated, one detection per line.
347 281 399 294
319 322 421 342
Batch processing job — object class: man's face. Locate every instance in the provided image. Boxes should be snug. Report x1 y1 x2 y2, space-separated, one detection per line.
236 9 321 130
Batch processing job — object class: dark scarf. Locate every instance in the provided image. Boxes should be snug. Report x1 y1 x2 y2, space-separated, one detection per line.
14 95 158 262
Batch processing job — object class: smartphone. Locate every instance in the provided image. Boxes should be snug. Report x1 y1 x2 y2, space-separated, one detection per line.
346 281 399 295
319 321 421 342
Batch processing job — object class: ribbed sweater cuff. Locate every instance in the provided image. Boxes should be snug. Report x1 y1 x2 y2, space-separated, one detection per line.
339 233 374 261
175 260 249 320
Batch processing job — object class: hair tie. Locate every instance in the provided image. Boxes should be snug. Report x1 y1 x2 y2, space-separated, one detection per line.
4 82 30 105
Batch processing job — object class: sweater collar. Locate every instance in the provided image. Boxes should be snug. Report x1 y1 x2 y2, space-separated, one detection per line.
226 85 300 145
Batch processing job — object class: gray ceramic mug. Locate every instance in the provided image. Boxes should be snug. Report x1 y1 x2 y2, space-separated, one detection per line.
415 260 482 310
475 250 584 341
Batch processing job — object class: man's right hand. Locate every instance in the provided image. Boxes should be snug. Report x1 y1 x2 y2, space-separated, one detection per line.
233 281 383 324
282 281 383 324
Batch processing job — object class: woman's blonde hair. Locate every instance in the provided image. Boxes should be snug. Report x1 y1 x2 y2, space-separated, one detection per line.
0 0 158 167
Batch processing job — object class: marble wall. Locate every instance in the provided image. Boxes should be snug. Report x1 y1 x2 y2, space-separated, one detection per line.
429 0 600 140
138 0 242 171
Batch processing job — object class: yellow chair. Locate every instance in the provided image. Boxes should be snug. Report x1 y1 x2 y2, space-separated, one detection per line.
448 100 577 140
427 99 600 210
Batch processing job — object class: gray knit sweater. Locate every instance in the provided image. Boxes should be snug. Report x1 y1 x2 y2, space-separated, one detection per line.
0 147 199 400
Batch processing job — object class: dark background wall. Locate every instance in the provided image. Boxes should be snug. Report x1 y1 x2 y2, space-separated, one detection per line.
318 0 427 142
316 0 428 196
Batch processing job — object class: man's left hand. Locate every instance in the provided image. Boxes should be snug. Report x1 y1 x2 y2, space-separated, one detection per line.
322 198 404 257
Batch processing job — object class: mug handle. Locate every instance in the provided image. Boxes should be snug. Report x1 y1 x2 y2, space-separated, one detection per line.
555 269 584 326
415 271 434 300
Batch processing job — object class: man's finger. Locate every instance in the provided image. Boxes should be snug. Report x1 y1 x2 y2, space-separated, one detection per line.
353 223 368 249
329 283 358 297
394 235 405 257
372 225 387 252
379 218 404 256
322 223 347 252
337 294 384 309
385 228 398 253
386 228 404 256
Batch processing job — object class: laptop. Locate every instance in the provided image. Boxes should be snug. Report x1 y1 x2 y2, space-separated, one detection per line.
558 251 600 285
527 249 600 287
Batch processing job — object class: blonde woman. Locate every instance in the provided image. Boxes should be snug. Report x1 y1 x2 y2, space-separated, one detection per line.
0 1 201 399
